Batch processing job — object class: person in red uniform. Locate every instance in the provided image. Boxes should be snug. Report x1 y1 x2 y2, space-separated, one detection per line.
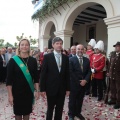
86 39 96 61
90 40 105 101
85 39 96 95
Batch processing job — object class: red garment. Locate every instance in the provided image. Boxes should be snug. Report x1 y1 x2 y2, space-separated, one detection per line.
90 53 105 79
86 49 94 64
40 52 44 65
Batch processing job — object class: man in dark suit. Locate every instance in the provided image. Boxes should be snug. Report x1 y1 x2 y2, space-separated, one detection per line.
68 45 76 58
40 37 70 120
68 44 91 120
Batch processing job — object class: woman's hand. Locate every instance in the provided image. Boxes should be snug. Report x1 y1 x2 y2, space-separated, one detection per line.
8 95 13 106
34 91 40 100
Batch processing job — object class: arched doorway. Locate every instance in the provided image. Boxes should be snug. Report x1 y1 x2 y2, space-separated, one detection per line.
62 0 114 53
63 0 113 30
48 24 56 49
72 4 107 50
40 18 57 51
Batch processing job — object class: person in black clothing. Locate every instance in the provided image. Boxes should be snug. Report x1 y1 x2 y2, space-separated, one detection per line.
33 50 41 80
0 49 2 83
0 48 6 83
68 45 76 58
40 37 70 120
68 44 91 120
6 39 39 120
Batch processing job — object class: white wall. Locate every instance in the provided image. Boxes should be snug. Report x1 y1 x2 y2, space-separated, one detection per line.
96 20 107 51
72 24 87 46
72 20 108 51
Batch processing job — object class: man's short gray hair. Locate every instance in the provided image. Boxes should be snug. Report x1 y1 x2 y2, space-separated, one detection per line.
52 37 63 44
8 47 12 49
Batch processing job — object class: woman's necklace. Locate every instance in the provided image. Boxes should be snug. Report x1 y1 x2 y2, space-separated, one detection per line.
21 57 29 73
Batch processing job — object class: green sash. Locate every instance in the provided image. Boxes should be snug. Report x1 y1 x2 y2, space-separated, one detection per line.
13 55 34 103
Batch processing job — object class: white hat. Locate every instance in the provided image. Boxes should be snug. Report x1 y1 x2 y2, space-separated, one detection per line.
88 39 96 48
94 40 104 52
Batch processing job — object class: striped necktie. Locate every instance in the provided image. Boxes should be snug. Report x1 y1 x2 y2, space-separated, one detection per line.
79 57 83 72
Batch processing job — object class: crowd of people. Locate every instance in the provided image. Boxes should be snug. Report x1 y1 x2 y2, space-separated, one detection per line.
0 37 120 120
0 47 15 84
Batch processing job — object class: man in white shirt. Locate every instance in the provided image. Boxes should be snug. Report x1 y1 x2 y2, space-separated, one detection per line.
69 45 76 58
40 37 70 120
5 47 15 66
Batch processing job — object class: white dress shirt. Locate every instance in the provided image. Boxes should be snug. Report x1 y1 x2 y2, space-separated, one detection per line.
53 50 62 72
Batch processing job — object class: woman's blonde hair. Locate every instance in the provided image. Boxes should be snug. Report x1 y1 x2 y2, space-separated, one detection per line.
16 39 31 56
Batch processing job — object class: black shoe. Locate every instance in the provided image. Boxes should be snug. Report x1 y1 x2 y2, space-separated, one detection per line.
92 94 97 97
85 91 90 95
114 104 120 109
108 100 116 105
76 114 85 120
97 97 102 101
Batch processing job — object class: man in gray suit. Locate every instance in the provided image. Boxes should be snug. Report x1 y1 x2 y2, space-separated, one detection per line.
3 47 15 83
5 47 15 65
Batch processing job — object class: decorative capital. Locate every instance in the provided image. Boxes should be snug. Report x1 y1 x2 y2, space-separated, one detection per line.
40 35 50 39
54 30 74 37
104 15 120 28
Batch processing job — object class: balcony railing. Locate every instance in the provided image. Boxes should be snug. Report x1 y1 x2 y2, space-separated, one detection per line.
32 0 77 21
33 0 44 14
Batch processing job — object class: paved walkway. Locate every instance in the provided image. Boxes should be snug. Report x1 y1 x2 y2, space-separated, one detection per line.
0 84 120 120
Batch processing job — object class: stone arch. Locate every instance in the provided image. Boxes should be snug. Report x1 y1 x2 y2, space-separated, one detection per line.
42 17 58 35
63 0 114 30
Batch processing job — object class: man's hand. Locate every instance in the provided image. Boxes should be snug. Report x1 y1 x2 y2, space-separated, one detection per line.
66 91 70 97
40 92 46 98
3 60 6 63
80 80 87 86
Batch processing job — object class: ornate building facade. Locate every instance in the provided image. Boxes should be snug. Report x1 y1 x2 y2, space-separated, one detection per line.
32 0 120 55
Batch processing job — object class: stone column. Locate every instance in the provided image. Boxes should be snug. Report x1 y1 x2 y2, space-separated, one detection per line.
104 15 120 56
54 30 74 49
39 35 50 52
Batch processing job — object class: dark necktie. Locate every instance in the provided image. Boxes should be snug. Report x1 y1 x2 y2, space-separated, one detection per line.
79 58 83 72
